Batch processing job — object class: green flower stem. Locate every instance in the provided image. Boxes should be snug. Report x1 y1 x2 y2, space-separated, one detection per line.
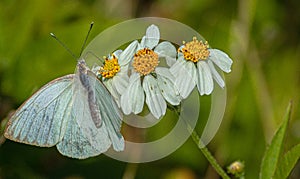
168 104 230 178
186 123 230 179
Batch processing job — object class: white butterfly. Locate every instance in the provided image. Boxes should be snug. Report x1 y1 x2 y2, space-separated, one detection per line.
4 59 124 159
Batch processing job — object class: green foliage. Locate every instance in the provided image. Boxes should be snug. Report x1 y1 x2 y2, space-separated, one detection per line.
260 102 292 178
274 143 300 179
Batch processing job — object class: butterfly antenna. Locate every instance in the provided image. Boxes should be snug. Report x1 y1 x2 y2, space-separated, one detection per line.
50 33 77 60
80 22 94 56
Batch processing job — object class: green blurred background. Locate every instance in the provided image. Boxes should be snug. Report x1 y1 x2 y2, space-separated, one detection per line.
0 0 300 178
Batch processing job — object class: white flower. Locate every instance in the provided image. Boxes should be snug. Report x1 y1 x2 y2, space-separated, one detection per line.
120 24 181 119
94 40 138 106
169 37 233 98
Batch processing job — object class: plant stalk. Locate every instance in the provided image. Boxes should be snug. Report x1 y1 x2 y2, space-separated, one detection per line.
187 123 230 179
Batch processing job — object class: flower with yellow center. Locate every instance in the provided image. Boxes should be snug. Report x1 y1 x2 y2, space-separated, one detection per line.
133 48 159 75
100 55 120 79
120 24 181 119
93 40 138 106
179 37 210 63
169 37 233 98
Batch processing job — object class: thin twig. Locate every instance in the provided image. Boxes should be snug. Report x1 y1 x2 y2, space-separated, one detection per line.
169 104 230 178
186 123 231 179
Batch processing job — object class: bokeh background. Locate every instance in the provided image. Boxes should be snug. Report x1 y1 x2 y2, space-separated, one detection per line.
0 0 300 178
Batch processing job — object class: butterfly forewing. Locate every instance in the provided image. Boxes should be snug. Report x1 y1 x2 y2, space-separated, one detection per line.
4 75 74 147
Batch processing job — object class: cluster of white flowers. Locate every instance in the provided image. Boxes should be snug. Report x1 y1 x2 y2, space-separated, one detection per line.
95 24 233 120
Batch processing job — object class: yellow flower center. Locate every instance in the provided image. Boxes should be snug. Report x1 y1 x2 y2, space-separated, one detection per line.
99 55 120 79
179 37 210 63
133 48 159 76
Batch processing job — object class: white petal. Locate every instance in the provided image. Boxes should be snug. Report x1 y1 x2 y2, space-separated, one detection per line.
120 89 131 115
142 75 166 119
120 60 129 72
119 40 138 66
120 72 144 115
112 50 122 59
155 67 181 105
208 49 233 73
140 36 146 48
196 61 213 95
142 24 160 49
207 60 225 88
170 58 197 99
177 45 184 58
128 71 140 83
112 72 129 95
154 41 177 67
129 73 145 115
169 56 185 75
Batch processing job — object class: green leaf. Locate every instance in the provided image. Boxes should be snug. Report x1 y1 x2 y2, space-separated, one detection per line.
273 143 300 179
259 102 292 179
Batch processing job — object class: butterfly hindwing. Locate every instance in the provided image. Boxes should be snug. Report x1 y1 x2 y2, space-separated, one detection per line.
4 75 74 147
91 71 124 151
55 107 111 159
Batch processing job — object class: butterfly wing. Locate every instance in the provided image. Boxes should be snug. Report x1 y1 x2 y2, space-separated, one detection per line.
55 104 111 159
4 74 74 147
56 60 113 159
82 60 124 151
91 70 124 151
